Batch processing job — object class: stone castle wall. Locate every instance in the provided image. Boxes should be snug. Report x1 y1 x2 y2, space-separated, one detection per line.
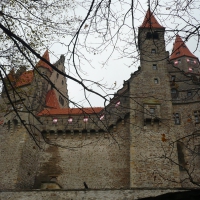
0 123 39 189
34 118 130 189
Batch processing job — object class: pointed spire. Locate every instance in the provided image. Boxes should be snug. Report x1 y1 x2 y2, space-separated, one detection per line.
170 35 198 60
140 9 164 28
36 50 52 72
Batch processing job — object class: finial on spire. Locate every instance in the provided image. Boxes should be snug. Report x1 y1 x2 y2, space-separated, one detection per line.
147 0 150 10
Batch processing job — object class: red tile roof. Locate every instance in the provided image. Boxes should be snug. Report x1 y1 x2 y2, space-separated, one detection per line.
140 9 164 28
36 50 52 72
38 107 103 116
170 35 198 60
15 70 34 87
45 89 60 109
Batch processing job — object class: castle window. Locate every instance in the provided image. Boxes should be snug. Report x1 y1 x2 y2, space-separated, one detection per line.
187 91 192 97
154 78 159 84
146 32 152 39
151 49 156 54
171 75 176 81
146 32 159 40
174 113 180 125
59 96 64 106
144 104 161 124
153 32 159 39
152 64 157 70
194 111 200 123
187 58 195 64
62 80 64 85
150 108 155 114
177 142 186 171
57 73 59 78
171 88 178 98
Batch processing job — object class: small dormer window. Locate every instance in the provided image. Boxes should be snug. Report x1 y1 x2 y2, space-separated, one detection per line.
188 67 193 72
83 116 88 122
68 117 73 123
176 52 180 55
115 101 120 107
53 118 58 124
174 60 178 65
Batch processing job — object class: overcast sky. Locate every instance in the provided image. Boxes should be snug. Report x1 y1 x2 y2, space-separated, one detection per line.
48 0 200 108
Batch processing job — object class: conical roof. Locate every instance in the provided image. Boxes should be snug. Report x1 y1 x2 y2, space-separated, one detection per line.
170 35 197 60
36 50 52 72
140 9 164 28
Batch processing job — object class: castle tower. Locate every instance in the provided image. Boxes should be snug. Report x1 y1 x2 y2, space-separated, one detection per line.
169 35 200 187
138 9 168 64
129 9 181 188
32 50 53 111
170 35 199 74
49 55 69 108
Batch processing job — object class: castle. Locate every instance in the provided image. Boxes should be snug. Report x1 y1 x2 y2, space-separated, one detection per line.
0 9 200 199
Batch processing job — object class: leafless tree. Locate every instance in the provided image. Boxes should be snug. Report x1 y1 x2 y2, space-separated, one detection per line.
1 0 200 190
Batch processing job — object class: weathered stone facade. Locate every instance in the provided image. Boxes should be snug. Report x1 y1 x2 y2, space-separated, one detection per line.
0 9 200 199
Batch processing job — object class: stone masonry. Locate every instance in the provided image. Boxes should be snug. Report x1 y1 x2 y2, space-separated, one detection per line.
0 9 200 199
